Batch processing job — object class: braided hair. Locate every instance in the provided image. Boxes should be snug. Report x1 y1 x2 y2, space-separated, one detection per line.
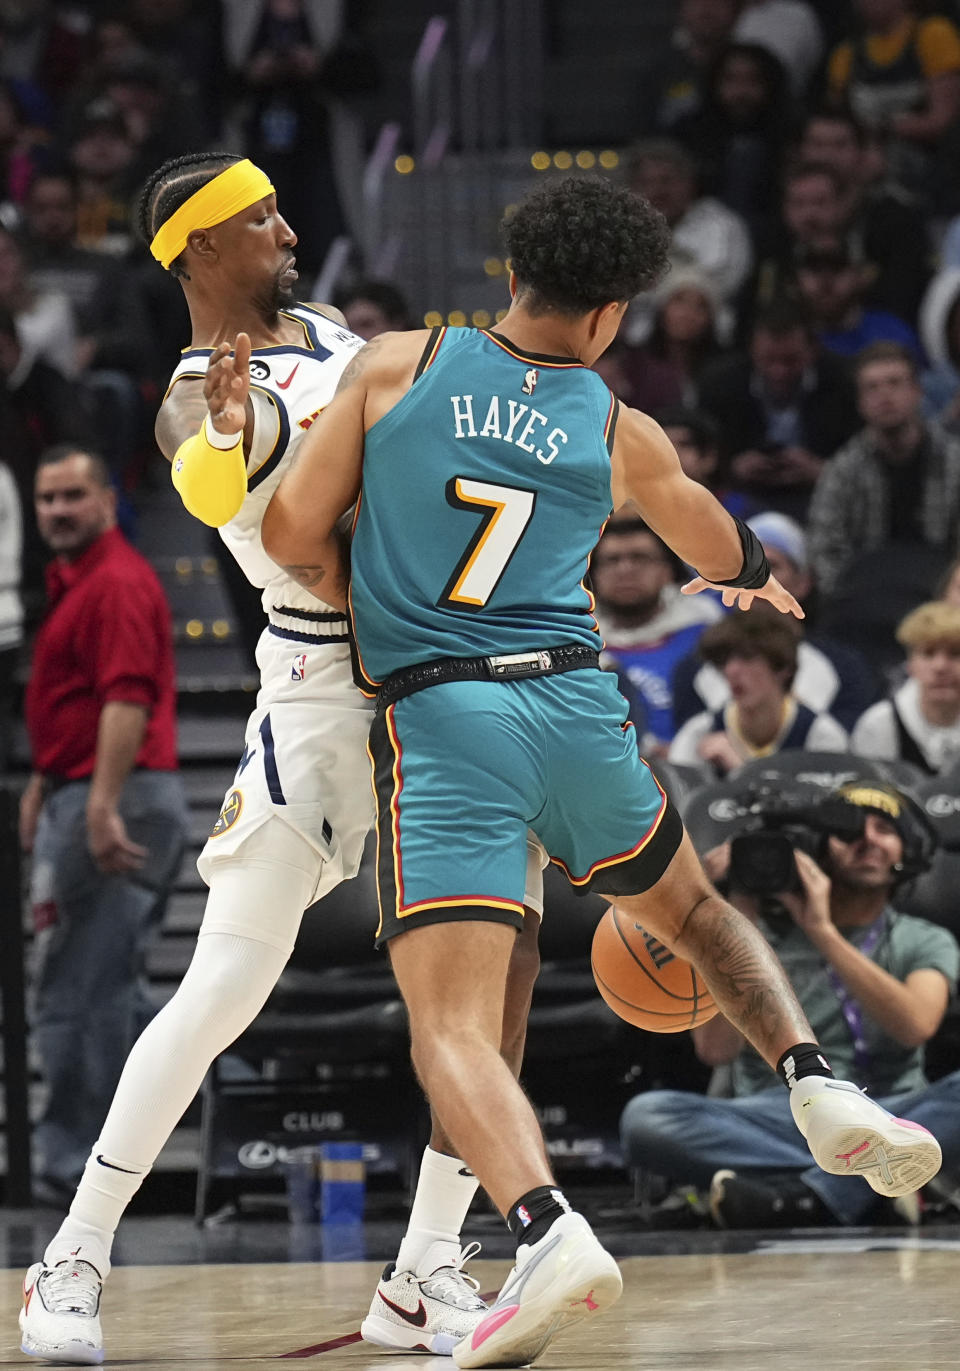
137 150 243 278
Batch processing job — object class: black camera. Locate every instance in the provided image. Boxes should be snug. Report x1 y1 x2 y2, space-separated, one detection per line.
728 790 867 896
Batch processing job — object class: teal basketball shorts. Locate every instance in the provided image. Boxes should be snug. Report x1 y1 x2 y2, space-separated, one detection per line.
366 668 683 946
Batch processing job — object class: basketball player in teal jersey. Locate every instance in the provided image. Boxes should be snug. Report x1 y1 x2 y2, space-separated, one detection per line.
264 176 944 1368
19 152 546 1365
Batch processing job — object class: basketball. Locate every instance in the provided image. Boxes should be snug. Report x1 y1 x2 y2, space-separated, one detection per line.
591 905 718 1033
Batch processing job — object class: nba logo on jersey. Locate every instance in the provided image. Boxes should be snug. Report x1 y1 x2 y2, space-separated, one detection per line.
291 653 307 681
522 367 539 395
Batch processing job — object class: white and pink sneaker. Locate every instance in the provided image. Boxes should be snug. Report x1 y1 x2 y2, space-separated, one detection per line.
790 1076 942 1198
452 1212 621 1369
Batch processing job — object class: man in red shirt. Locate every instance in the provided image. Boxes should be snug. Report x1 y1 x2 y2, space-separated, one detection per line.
20 444 186 1203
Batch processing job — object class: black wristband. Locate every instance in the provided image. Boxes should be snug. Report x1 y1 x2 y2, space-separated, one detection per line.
712 517 770 590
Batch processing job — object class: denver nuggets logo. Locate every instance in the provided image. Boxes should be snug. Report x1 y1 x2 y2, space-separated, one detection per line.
210 789 243 837
522 367 539 395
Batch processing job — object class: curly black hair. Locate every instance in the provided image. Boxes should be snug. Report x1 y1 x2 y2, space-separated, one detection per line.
502 176 670 315
136 150 243 277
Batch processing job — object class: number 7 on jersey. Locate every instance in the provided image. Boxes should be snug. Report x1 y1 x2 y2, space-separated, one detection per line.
439 477 537 610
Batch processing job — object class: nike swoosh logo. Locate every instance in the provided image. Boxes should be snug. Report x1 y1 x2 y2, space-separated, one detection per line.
496 1234 563 1306
378 1291 428 1327
22 1282 34 1314
458 1167 475 1177
96 1154 139 1174
277 362 301 390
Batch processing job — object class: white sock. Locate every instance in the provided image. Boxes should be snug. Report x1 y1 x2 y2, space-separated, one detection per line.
394 1147 480 1276
42 854 313 1276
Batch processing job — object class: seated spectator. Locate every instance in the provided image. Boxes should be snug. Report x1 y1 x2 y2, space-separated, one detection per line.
626 138 753 342
808 342 960 595
621 780 960 1228
590 516 721 749
20 171 151 379
792 238 922 362
0 224 76 377
627 267 725 411
656 405 756 518
673 42 794 243
851 602 960 774
642 0 741 133
697 300 859 520
668 614 848 775
749 163 849 319
919 265 960 431
797 108 931 324
826 0 960 203
733 0 824 96
67 98 140 256
336 279 413 340
672 513 880 733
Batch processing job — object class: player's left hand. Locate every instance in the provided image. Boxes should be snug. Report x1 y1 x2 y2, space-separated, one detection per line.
681 572 804 619
204 332 251 436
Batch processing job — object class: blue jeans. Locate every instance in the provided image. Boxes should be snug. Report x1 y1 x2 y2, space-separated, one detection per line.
620 1071 960 1224
29 771 187 1188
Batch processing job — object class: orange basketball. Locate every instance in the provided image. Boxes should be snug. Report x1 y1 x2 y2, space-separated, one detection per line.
591 905 718 1033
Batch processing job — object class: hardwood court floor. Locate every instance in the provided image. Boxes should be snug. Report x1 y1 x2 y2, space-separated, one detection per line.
0 1243 956 1370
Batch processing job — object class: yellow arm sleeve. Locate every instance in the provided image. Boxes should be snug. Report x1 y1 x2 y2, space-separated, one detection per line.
171 421 248 527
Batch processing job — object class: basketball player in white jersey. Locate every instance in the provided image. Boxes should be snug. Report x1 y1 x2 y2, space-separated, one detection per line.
19 153 543 1364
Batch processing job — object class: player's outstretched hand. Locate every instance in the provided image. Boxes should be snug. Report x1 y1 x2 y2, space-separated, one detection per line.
680 573 805 619
204 332 251 435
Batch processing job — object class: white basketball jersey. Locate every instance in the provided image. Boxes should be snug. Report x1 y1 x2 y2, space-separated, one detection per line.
165 303 365 616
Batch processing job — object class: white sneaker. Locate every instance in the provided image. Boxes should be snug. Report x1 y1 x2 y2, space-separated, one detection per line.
453 1212 622 1369
790 1076 942 1198
360 1241 488 1355
20 1259 104 1365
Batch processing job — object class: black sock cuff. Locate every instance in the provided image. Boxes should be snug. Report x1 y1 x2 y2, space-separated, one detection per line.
778 1043 834 1089
506 1186 572 1247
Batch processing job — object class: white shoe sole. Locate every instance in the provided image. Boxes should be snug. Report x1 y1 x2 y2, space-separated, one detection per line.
453 1239 622 1369
360 1312 459 1356
20 1319 104 1367
806 1115 942 1198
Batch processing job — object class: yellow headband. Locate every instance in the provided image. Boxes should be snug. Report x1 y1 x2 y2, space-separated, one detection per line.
150 159 276 270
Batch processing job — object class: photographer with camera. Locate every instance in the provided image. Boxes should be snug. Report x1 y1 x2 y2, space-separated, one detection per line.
620 780 960 1227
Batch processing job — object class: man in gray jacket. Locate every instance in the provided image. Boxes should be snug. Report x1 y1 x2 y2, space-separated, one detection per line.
808 343 960 596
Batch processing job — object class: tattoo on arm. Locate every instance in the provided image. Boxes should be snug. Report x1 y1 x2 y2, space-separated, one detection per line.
335 335 386 394
281 565 327 589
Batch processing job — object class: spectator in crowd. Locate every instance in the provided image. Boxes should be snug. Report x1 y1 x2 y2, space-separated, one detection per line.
0 221 75 377
733 0 824 96
621 780 960 1228
919 264 960 431
591 338 645 410
826 0 960 202
20 444 186 1201
797 108 931 324
0 77 52 208
0 2 95 98
792 238 922 362
19 169 150 473
668 614 848 776
628 266 725 411
644 0 741 132
851 602 960 774
67 97 140 256
808 342 960 595
626 138 753 341
750 162 849 315
87 52 201 189
590 516 722 749
0 456 22 767
673 42 794 243
672 513 880 734
697 300 859 519
221 0 378 275
336 278 413 340
656 405 756 518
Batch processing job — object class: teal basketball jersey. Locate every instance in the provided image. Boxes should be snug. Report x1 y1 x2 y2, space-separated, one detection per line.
350 326 619 689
